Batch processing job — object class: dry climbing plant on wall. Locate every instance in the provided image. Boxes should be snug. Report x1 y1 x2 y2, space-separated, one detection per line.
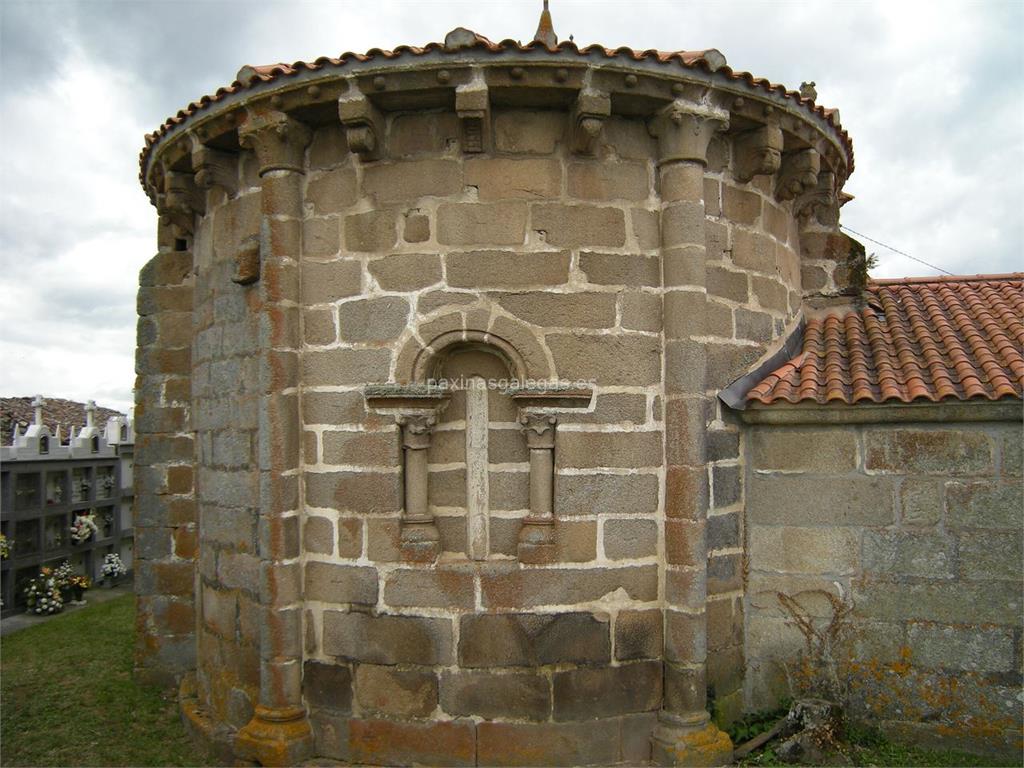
775 589 854 704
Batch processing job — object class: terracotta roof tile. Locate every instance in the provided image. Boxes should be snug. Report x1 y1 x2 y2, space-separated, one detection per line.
139 31 853 189
746 274 1024 406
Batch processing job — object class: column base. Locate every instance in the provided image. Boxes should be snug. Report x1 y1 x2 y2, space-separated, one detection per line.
400 517 441 563
651 714 733 767
518 518 556 564
234 705 314 767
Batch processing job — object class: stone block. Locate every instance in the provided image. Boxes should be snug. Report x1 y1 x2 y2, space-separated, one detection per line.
303 515 334 555
532 204 626 248
417 289 477 316
302 390 367 425
403 211 430 243
303 307 335 345
362 159 462 203
801 263 829 292
303 660 353 713
389 112 458 156
557 473 659 517
428 467 467 507
476 720 620 767
322 430 398 467
336 517 362 559
554 520 598 562
573 393 648 425
383 567 475 609
301 259 362 304
632 208 660 250
615 609 662 661
712 465 741 509
707 596 742 651
302 348 392 386
704 178 721 216
706 265 748 303
459 612 611 667
368 253 442 291
735 307 774 342
603 518 657 560
202 584 237 638
568 161 649 201
906 624 1015 672
853 579 1021 625
945 481 1022 528
580 251 660 287
748 475 894 525
304 562 378 605
344 210 397 252
862 530 955 578
750 525 859 575
865 429 993 475
441 670 551 721
437 202 527 245
446 250 570 288
323 611 453 665
722 185 762 225
465 157 562 200
548 332 661 385
899 478 942 526
659 202 703 248
348 718 475 768
556 431 662 468
552 661 662 720
751 426 858 472
354 664 437 718
662 289 706 338
750 275 789 313
217 551 258 591
494 110 564 154
707 511 740 550
365 518 401 562
306 167 358 214
480 565 657 609
495 291 617 329
705 341 762 390
308 124 348 170
303 217 341 259
957 530 1022 580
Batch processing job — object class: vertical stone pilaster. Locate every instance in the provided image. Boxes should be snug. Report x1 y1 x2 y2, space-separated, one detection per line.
233 110 314 767
518 413 557 563
649 100 734 767
397 411 442 562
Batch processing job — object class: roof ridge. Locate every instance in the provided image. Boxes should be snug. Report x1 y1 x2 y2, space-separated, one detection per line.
870 272 1024 286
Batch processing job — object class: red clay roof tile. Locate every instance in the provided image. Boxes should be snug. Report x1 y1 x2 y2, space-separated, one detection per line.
746 274 1024 406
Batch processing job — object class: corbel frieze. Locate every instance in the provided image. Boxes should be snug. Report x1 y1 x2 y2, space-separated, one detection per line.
648 99 729 165
156 166 202 237
795 170 839 227
232 236 261 286
237 111 311 176
338 86 384 161
571 86 610 155
455 73 489 153
191 143 239 197
775 147 820 201
733 123 784 183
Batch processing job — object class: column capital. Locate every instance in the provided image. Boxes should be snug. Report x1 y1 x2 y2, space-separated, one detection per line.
396 411 438 450
238 111 312 176
520 412 557 450
648 100 729 166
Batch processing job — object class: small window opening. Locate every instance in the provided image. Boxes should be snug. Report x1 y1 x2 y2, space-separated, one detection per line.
174 238 188 251
39 435 49 454
90 435 100 453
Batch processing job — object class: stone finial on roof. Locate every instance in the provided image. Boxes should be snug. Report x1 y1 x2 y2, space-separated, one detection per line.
31 395 44 426
533 0 558 48
800 81 817 101
85 400 96 428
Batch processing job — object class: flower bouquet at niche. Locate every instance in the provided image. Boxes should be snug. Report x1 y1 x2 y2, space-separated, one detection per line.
100 553 127 586
0 533 11 560
68 574 91 604
70 511 99 544
23 567 63 615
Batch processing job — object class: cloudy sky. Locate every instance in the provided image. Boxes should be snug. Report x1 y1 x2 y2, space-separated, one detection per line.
1 0 1021 413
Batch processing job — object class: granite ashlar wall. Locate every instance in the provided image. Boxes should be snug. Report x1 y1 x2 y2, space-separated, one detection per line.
743 413 1023 754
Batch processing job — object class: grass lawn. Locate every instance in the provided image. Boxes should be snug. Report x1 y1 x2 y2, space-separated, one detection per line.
1 595 211 767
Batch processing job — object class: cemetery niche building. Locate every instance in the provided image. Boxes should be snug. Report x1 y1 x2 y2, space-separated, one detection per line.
134 8 1023 766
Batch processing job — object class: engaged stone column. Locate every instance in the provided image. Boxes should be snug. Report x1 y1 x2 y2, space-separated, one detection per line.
397 412 442 562
649 99 733 767
233 110 314 767
518 413 557 563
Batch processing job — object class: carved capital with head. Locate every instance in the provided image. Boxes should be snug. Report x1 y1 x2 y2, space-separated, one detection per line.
775 148 820 201
733 124 784 183
237 111 311 176
648 100 729 166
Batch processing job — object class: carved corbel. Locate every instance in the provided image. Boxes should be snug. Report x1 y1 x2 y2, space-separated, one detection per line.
571 86 610 155
733 124 784 183
232 236 260 285
795 170 839 226
648 100 729 165
156 167 201 238
338 87 384 161
775 147 820 201
237 111 312 176
191 143 239 197
455 75 489 154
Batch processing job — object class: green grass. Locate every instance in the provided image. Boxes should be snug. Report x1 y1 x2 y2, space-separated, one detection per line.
1 595 211 767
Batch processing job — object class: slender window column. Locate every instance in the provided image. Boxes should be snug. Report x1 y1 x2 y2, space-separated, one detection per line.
465 378 490 561
517 413 557 563
397 412 442 562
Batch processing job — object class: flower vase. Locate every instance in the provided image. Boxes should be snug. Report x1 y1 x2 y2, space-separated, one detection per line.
72 585 86 602
106 576 118 589
60 586 73 604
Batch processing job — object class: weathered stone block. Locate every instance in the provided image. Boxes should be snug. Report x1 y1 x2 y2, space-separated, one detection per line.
480 565 657 609
556 473 660 517
302 390 367 425
305 470 401 512
862 530 955 578
322 429 398 467
477 719 620 767
389 112 458 156
383 567 475 609
303 515 334 555
306 167 358 214
568 161 649 201
304 562 377 604
532 204 626 248
659 202 704 248
446 250 570 288
899 478 942 526
945 481 1022 528
347 718 475 767
303 660 353 713
301 259 362 305
354 664 437 718
750 525 859 575
580 251 659 287
437 202 528 245
323 611 453 665
552 661 662 720
957 530 1022 580
906 624 1015 672
465 157 562 200
853 579 1021 625
604 518 657 560
496 291 617 329
302 348 392 386
556 431 662 468
712 465 741 509
748 475 894 525
493 110 564 154
362 159 462 203
548 333 660 385
368 253 442 291
615 609 662 661
722 185 762 224
751 427 859 472
865 429 993 475
707 511 740 550
632 208 660 250
459 612 611 667
441 670 551 721
344 210 397 252
750 275 788 313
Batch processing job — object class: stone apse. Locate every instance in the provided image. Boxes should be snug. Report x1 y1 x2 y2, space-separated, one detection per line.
134 22 859 767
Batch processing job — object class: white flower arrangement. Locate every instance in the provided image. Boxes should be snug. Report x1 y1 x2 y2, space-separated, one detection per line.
101 553 127 579
54 560 74 588
23 568 64 615
0 533 11 560
70 512 99 544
